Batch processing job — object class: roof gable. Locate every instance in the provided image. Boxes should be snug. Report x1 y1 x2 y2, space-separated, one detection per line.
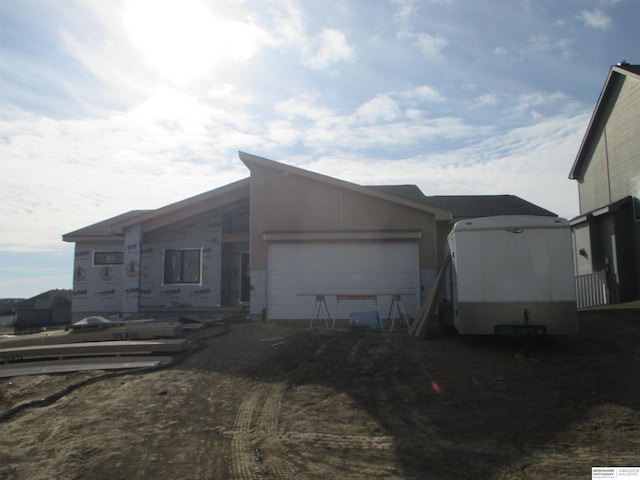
109 177 250 235
16 289 72 309
62 178 250 241
569 63 640 179
239 151 451 220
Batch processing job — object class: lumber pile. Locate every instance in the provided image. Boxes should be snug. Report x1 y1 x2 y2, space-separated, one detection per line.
0 356 173 378
0 315 227 376
0 318 183 349
0 339 190 363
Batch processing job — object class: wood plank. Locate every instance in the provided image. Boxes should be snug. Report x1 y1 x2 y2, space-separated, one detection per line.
0 339 190 362
410 254 451 338
0 322 183 349
0 356 173 378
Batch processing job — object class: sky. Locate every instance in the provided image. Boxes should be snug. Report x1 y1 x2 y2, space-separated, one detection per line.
0 0 638 299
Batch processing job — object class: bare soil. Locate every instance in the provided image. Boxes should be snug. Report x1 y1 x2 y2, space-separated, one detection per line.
1 309 639 479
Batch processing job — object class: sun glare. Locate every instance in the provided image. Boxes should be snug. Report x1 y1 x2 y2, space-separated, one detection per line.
123 0 259 83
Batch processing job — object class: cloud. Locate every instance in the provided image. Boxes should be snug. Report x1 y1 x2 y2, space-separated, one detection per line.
577 9 612 30
399 31 448 59
473 93 499 107
269 88 484 154
299 113 588 219
0 82 587 253
392 0 414 21
528 35 573 58
275 92 335 120
267 120 300 146
268 2 354 71
121 0 262 82
402 85 445 103
304 28 355 70
0 88 251 252
353 95 401 123
268 0 307 47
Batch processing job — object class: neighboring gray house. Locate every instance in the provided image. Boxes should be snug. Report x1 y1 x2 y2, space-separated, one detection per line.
63 152 559 323
569 62 640 305
14 289 72 334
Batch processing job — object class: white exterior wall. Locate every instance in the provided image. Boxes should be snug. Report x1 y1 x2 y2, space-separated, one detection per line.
449 216 575 303
447 216 577 334
71 217 223 316
72 240 124 314
139 218 222 307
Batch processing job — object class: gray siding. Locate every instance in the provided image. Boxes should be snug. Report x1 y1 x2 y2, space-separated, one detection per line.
578 74 640 213
579 130 611 212
606 76 640 203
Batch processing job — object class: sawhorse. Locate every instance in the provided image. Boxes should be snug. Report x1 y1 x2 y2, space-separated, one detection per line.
387 294 411 332
309 295 332 328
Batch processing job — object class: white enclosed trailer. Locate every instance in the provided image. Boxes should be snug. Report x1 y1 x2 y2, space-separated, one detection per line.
445 215 577 335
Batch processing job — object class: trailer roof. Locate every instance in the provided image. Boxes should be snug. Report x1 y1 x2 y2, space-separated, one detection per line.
451 215 569 232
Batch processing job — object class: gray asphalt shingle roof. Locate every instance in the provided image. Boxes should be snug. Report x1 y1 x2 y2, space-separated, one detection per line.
367 185 556 218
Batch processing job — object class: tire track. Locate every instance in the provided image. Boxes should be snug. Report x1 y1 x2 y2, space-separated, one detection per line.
230 381 296 479
231 379 397 479
230 383 264 480
257 382 298 478
281 432 394 450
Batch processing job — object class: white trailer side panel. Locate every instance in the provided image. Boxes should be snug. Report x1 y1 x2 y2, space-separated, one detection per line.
448 216 577 335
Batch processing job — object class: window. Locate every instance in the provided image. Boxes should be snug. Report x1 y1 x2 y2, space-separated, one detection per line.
94 252 124 265
164 249 201 284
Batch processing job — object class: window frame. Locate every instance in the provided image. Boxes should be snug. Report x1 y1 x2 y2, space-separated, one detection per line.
163 248 202 285
93 251 124 266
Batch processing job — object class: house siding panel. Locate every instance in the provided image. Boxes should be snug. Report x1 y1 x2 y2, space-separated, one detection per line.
578 74 640 214
606 76 640 204
579 130 611 213
249 163 437 271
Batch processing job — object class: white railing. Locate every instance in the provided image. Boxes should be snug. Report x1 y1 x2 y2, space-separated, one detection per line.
575 271 609 309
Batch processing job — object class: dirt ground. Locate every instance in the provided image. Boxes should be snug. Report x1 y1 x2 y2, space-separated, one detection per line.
1 308 639 480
